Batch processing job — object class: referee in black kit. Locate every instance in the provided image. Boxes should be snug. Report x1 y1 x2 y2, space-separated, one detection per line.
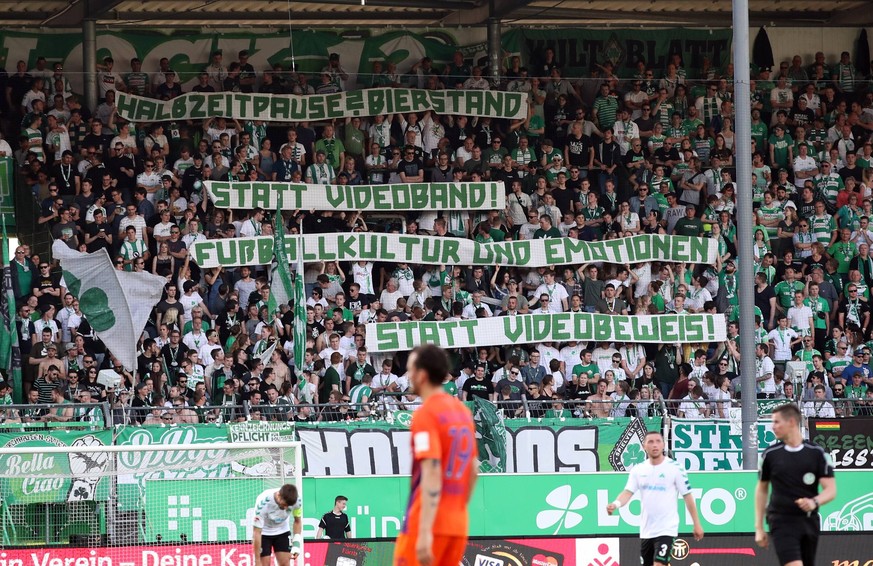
755 404 836 566
316 495 351 540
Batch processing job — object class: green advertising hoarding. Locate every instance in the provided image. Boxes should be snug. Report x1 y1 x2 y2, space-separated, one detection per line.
0 430 112 504
144 470 873 541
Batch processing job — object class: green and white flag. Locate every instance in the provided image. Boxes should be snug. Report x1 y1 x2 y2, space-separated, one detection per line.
268 210 294 315
52 241 167 371
292 229 307 369
471 396 507 473
0 214 22 401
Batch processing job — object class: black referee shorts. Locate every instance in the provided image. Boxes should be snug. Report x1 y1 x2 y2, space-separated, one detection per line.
260 531 291 557
768 513 819 566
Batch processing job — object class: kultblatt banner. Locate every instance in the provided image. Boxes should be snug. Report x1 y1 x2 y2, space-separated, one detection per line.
810 417 873 469
189 233 719 268
366 313 727 352
206 180 505 211
116 88 528 122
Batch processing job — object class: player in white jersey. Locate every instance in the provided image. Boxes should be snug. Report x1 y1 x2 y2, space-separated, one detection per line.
252 484 303 565
606 432 703 566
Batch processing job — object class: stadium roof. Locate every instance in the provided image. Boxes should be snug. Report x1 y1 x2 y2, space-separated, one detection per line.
2 0 871 28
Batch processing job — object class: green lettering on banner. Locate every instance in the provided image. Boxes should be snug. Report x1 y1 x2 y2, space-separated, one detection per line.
367 89 386 115
309 95 326 121
346 90 364 115
430 90 446 114
116 89 528 122
116 93 138 120
204 180 506 212
366 313 727 352
671 418 778 470
190 234 718 269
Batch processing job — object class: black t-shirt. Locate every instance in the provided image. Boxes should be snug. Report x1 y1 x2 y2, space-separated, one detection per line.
397 158 423 179
755 284 776 323
760 441 833 515
33 274 59 309
462 377 493 400
53 164 79 196
85 222 112 253
318 512 350 539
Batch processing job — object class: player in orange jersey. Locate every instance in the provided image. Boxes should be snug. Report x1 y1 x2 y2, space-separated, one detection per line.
393 344 478 566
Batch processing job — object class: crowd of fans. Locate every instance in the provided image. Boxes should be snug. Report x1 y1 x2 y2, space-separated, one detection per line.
4 46 873 427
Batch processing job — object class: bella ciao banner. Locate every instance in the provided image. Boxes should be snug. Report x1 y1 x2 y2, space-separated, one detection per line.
205 180 505 211
189 233 718 268
366 313 727 352
116 88 528 123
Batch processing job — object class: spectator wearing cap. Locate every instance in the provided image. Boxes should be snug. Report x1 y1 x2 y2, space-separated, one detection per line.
322 53 349 91
306 149 335 185
597 284 628 316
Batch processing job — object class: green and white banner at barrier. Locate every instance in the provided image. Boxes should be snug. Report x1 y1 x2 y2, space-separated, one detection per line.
206 180 504 211
366 313 727 352
116 88 527 123
227 420 295 443
670 418 776 471
190 233 718 268
114 425 244 511
0 430 113 504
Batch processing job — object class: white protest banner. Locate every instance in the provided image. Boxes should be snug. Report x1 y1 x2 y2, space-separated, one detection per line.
189 233 718 269
206 180 504 212
116 88 528 123
365 313 727 352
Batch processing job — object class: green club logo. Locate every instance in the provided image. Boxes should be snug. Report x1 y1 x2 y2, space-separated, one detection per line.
63 271 115 332
622 443 646 468
536 485 588 535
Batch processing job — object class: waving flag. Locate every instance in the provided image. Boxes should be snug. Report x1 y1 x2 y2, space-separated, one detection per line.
52 241 167 371
269 210 294 316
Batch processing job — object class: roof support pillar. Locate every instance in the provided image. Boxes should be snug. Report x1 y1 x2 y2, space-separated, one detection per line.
83 17 98 112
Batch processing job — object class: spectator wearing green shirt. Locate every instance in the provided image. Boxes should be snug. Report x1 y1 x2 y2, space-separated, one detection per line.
750 108 769 151
805 282 830 350
768 124 793 171
579 191 605 241
774 267 804 313
828 228 857 279
592 83 619 132
533 214 562 239
348 373 373 417
572 350 601 383
672 204 703 236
